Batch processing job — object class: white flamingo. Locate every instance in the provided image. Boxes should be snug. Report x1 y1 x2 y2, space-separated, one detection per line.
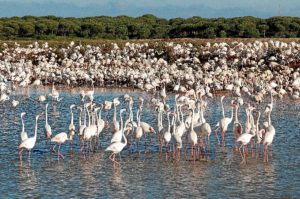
83 104 97 153
215 100 234 146
163 112 172 160
12 100 19 108
263 106 276 163
51 132 69 160
233 102 243 150
20 112 28 142
112 98 120 133
188 108 197 161
105 109 128 166
135 109 143 151
49 83 60 102
44 103 52 140
111 109 126 143
19 115 39 161
86 81 94 102
195 103 212 149
68 104 76 143
236 110 258 164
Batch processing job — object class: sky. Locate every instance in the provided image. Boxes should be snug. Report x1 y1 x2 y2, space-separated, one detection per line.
0 0 299 18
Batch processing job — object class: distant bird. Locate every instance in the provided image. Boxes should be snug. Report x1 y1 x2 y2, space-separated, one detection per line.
37 95 46 102
12 100 19 108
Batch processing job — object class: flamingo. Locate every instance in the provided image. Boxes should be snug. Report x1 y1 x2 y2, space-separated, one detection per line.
83 104 97 153
95 104 105 146
44 103 52 141
20 112 28 142
68 104 76 145
51 132 69 160
105 109 128 166
78 105 86 138
195 103 212 150
263 106 276 163
160 83 167 103
220 96 225 118
233 102 243 150
173 113 183 160
86 81 94 102
80 90 85 102
163 112 172 160
49 83 60 102
215 100 234 146
236 110 258 164
188 108 197 162
12 100 19 108
112 98 120 133
37 95 46 102
135 109 143 152
111 109 126 143
19 115 39 161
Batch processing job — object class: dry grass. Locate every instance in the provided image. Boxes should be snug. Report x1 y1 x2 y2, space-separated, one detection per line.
1 37 300 48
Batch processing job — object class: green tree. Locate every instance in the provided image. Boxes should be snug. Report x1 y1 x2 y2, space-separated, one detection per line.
19 22 35 37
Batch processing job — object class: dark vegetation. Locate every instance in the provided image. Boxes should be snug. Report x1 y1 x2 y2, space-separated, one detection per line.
0 15 300 40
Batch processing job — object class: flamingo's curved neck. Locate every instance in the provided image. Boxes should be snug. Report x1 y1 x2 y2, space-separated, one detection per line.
87 107 91 126
70 107 74 125
191 109 194 130
167 113 171 132
83 106 87 126
21 114 25 132
137 109 140 125
234 105 238 123
45 105 48 125
229 107 234 123
268 111 272 126
98 106 103 121
221 97 225 118
79 109 82 126
34 117 38 139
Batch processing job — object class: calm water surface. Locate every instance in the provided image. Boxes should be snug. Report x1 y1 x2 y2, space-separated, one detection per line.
0 87 299 198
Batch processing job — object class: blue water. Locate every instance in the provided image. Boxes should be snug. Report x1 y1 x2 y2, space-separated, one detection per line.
0 87 299 198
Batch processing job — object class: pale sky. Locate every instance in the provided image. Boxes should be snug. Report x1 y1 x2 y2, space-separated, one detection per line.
0 0 299 18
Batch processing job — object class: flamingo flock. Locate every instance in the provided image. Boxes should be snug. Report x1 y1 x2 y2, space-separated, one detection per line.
17 84 276 167
0 40 300 106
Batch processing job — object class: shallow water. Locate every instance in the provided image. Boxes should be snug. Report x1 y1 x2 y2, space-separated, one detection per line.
0 87 299 198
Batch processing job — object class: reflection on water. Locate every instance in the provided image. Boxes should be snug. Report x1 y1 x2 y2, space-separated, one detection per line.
0 86 299 198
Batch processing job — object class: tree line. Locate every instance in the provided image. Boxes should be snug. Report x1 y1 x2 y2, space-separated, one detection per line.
0 15 300 39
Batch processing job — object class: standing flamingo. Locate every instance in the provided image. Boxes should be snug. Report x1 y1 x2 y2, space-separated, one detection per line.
163 112 172 160
105 109 128 166
111 109 127 143
44 103 52 142
19 115 39 161
188 108 197 162
215 100 234 146
233 102 243 150
263 106 276 163
68 104 76 144
20 112 28 142
236 110 258 164
51 132 69 160
135 109 143 152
